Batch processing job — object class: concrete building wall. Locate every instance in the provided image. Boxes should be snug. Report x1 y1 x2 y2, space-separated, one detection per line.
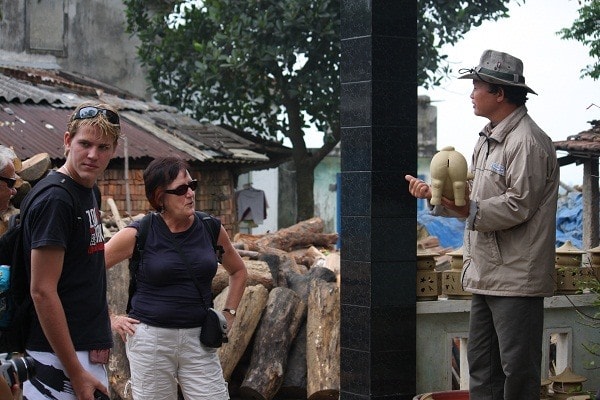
0 0 149 98
314 151 340 234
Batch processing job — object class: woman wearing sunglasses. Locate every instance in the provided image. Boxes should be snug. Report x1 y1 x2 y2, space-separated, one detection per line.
0 146 18 214
0 145 21 400
105 157 247 400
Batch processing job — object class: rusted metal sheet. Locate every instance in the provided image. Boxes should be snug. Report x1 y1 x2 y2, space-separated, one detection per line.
554 121 600 159
0 102 192 162
0 65 291 166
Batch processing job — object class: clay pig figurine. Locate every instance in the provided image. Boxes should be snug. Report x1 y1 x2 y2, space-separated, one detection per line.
429 146 474 206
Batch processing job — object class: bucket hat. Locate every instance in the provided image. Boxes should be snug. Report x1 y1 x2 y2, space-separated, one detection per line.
459 49 536 94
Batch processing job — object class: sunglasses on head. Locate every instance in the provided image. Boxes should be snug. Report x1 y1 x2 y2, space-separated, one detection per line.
164 180 198 196
72 106 120 125
0 176 16 189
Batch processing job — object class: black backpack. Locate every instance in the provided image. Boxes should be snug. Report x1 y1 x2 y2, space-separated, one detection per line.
126 211 224 313
0 172 94 353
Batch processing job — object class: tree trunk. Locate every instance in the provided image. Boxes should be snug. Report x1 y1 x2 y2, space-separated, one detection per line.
212 260 274 296
16 152 51 182
306 280 340 400
252 217 337 252
213 285 269 381
277 267 336 397
299 246 326 268
107 197 126 231
295 159 316 222
106 260 133 400
257 247 306 288
239 287 306 400
277 322 307 399
286 266 337 301
323 251 341 287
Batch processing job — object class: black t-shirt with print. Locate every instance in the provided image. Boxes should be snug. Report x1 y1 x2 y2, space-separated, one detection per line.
23 172 112 351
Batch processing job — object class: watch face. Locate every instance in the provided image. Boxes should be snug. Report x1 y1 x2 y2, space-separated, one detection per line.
225 308 236 315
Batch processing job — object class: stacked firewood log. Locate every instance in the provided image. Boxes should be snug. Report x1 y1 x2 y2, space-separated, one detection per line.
106 212 340 400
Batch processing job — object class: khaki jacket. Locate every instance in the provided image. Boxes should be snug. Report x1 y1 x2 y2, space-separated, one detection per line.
461 106 559 297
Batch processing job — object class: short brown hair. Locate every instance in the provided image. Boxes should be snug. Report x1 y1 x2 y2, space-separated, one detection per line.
143 157 190 212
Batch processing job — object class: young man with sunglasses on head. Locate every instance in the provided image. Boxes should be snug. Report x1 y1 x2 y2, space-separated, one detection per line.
406 50 559 400
22 102 120 400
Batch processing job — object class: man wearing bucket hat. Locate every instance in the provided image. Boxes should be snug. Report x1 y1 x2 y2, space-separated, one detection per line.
406 50 559 400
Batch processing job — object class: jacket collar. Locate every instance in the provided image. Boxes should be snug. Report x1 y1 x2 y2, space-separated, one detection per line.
482 105 528 143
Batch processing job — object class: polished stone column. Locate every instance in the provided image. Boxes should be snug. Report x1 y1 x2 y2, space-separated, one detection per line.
340 1 418 399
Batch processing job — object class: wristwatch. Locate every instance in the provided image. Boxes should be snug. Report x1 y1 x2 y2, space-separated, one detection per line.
223 308 236 316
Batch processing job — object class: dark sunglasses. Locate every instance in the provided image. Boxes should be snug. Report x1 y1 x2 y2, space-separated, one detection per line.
72 106 120 125
164 180 198 196
0 176 16 189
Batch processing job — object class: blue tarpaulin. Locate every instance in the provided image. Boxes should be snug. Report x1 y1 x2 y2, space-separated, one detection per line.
555 192 583 248
417 210 464 248
417 191 584 250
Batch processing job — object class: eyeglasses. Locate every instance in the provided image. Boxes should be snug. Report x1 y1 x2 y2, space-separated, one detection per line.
0 176 16 189
72 106 120 125
164 180 198 196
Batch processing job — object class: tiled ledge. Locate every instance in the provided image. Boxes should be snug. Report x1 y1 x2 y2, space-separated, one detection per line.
415 292 599 393
416 293 598 314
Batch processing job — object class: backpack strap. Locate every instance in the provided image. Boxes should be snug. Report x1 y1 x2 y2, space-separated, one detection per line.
196 211 224 262
5 171 85 298
16 172 84 227
134 213 154 260
126 212 154 313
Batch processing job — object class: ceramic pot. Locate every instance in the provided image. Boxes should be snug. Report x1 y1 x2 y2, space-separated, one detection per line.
555 241 586 294
540 378 552 399
416 247 441 301
587 244 600 266
441 247 471 299
413 390 469 400
446 247 464 271
549 367 587 399
417 247 439 270
417 270 441 301
555 240 584 267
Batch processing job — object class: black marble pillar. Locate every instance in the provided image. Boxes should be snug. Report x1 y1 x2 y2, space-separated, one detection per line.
340 1 418 399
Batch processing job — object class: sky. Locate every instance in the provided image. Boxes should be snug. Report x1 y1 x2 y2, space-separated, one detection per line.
418 0 599 186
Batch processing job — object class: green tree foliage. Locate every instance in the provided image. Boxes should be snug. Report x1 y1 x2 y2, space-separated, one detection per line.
124 0 514 222
558 0 600 80
418 0 517 87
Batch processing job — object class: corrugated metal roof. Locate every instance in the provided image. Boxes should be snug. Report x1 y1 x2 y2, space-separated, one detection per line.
0 66 292 166
554 121 600 160
0 102 192 161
